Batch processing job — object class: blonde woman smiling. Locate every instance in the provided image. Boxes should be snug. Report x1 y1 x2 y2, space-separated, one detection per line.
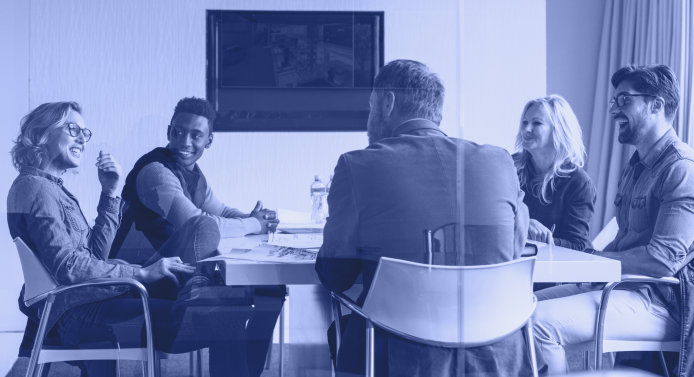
514 95 596 251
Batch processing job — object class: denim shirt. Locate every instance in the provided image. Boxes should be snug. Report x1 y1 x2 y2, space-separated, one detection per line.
604 129 694 312
7 167 134 334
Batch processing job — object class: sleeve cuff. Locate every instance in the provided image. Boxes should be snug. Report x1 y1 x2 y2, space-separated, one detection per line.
97 193 124 215
121 264 137 279
244 217 262 235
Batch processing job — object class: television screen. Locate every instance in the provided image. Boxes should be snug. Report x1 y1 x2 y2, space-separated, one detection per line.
207 11 384 132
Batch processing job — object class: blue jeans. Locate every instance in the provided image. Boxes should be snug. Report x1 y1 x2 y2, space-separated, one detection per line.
57 216 252 377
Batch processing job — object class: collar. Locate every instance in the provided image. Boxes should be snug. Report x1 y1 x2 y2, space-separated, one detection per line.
629 128 678 168
20 166 63 187
390 118 446 137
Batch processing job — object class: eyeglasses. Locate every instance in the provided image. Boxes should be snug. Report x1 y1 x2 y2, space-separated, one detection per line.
66 123 92 142
609 93 657 110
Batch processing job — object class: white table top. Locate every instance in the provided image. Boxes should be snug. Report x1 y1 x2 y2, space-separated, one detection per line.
214 236 622 285
532 241 621 283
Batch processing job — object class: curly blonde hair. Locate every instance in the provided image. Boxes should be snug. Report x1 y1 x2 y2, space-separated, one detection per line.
11 102 82 171
514 95 585 204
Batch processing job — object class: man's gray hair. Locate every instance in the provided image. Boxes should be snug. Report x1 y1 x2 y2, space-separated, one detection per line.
373 60 445 125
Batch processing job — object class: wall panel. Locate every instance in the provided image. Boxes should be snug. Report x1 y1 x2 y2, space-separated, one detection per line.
30 0 460 220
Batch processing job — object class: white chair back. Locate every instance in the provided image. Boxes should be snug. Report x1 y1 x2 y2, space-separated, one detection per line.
592 217 619 251
362 256 536 347
14 237 59 305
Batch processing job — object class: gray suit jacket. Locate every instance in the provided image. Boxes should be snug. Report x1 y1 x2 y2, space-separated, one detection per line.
315 119 531 376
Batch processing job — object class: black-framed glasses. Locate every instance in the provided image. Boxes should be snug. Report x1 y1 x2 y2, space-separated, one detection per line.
66 123 92 142
609 93 657 109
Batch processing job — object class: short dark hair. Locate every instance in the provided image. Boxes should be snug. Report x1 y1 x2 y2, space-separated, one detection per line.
373 60 445 125
11 102 82 171
171 97 217 132
611 64 680 121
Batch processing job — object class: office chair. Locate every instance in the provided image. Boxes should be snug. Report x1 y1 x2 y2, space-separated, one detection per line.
564 275 681 376
15 237 204 377
331 256 539 377
563 219 681 376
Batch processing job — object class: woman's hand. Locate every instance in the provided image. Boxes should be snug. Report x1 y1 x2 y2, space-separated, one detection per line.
528 219 555 245
133 257 195 287
96 150 122 197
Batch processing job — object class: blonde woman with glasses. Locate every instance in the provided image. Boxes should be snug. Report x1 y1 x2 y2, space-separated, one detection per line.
513 95 596 251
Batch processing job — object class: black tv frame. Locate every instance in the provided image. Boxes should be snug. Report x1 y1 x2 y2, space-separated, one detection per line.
206 10 384 132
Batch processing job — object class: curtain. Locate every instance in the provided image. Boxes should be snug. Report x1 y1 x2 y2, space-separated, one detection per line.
677 0 694 146
586 0 688 238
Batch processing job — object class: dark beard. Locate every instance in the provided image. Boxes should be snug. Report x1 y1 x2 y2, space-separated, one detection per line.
618 125 638 144
367 112 388 145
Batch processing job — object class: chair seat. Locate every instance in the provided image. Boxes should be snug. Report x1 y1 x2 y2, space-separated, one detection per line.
38 345 171 364
564 340 681 353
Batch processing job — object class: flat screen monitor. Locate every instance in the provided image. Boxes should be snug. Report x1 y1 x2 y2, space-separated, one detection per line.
206 10 384 132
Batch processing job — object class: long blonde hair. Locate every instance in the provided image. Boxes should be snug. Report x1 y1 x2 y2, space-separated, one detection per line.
514 95 585 203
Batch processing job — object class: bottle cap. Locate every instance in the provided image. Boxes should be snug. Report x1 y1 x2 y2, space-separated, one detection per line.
314 175 321 181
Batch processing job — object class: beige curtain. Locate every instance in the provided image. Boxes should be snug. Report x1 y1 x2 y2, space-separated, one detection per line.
586 0 689 238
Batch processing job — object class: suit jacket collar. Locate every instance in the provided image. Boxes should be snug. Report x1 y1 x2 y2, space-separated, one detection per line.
391 119 446 137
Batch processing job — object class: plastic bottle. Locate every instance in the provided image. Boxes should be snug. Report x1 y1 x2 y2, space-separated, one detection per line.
310 175 326 224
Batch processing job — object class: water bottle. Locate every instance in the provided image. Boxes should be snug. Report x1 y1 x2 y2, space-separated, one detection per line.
310 175 326 224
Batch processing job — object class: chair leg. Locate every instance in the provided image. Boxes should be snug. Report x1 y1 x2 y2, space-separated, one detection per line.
264 342 272 370
26 297 55 377
279 303 285 377
365 319 375 377
38 363 50 377
659 351 671 377
189 351 196 377
189 350 203 377
195 349 203 377
583 351 591 371
33 362 45 377
525 319 539 377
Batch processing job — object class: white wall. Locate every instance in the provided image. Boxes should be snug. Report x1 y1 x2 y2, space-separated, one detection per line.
0 0 31 331
461 0 547 152
29 0 461 222
546 0 605 143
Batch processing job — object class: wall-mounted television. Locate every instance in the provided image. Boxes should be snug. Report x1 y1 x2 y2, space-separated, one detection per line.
206 10 384 132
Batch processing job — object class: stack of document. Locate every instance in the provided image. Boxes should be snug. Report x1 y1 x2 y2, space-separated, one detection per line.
202 244 317 264
268 233 323 249
276 208 323 231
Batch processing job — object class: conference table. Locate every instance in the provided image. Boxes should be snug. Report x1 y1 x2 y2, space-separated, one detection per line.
215 235 622 285
206 235 621 377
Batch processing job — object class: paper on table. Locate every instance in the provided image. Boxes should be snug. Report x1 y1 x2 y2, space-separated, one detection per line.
201 244 317 264
276 208 323 230
267 233 323 249
277 208 312 223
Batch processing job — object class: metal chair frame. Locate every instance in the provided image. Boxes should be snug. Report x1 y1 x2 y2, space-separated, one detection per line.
15 237 203 377
25 277 158 377
331 256 539 377
579 274 681 376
